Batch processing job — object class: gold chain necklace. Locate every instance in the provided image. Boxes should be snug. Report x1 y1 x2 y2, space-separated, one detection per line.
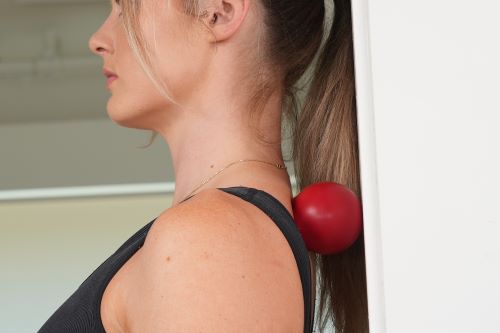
178 159 287 204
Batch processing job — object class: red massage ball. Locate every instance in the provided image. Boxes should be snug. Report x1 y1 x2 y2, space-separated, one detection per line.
291 181 363 255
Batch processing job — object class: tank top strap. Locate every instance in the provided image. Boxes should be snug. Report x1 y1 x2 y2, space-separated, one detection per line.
217 186 314 333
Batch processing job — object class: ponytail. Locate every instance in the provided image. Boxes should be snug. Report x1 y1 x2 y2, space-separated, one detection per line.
291 1 369 331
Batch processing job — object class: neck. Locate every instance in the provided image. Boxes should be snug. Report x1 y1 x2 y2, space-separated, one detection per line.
155 90 289 206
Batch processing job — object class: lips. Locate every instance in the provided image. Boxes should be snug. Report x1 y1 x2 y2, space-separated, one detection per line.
103 68 117 78
106 76 118 88
103 67 118 88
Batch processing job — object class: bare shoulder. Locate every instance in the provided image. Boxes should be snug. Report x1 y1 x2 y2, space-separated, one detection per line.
124 188 304 333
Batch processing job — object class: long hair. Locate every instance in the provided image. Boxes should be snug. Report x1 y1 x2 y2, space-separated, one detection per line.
114 0 368 331
290 2 368 331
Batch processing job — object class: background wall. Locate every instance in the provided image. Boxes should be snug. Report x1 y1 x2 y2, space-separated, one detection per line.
0 119 173 190
355 0 500 332
0 194 168 332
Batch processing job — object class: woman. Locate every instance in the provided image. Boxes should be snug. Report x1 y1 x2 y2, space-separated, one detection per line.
38 0 367 332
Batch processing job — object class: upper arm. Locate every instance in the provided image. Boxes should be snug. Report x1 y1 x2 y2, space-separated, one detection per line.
125 191 300 333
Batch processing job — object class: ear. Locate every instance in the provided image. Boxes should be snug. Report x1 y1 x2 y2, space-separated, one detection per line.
203 0 250 42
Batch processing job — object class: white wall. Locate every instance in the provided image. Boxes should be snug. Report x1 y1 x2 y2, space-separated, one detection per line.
354 0 500 332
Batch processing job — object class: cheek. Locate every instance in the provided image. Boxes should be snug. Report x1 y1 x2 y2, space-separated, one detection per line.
155 42 211 103
151 13 212 104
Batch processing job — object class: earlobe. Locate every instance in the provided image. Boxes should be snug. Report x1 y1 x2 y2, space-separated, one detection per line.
206 0 249 42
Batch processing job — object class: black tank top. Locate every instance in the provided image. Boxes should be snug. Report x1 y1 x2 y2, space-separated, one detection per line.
38 186 314 333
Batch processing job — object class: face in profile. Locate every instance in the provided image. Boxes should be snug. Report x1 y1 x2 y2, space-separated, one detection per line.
88 0 214 131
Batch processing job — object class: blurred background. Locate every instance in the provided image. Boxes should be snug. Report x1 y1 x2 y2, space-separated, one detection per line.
0 1 313 332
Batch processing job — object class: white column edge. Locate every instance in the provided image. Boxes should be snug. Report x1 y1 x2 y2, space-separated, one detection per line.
351 1 387 332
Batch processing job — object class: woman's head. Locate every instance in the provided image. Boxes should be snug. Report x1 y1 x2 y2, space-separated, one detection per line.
88 0 325 137
89 0 245 130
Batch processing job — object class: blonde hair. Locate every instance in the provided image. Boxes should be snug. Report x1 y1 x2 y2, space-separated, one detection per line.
117 0 368 331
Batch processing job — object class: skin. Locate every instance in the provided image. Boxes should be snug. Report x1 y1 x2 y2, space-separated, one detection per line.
88 0 316 332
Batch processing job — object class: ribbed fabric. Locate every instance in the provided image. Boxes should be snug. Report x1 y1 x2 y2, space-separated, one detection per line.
38 186 314 333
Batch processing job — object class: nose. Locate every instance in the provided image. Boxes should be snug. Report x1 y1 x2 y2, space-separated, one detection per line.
88 23 113 57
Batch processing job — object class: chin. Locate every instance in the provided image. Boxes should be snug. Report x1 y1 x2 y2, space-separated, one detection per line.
106 105 156 131
106 104 136 129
